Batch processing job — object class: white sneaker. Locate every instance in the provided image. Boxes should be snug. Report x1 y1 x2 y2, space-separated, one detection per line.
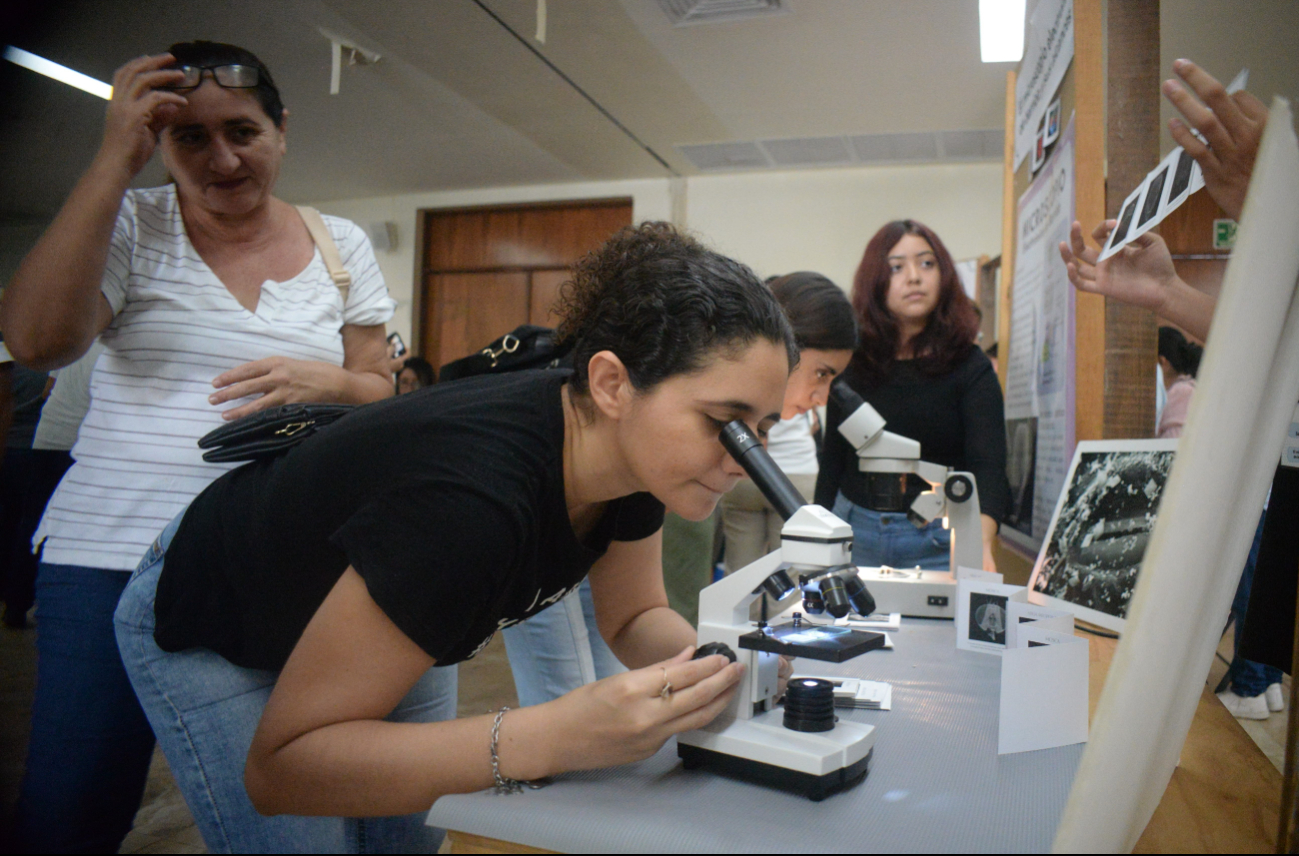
1266 683 1286 713
1218 690 1270 720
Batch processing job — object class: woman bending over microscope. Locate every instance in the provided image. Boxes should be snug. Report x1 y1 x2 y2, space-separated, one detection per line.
113 222 798 853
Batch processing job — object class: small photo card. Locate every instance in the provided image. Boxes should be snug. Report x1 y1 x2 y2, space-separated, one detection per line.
1043 98 1062 146
956 580 1028 655
1099 184 1144 261
1006 600 1074 648
998 625 1089 755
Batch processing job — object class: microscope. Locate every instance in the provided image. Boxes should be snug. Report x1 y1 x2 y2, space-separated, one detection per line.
829 382 983 619
677 421 883 801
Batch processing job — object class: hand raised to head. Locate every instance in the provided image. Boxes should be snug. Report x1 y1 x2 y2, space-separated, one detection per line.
98 54 189 178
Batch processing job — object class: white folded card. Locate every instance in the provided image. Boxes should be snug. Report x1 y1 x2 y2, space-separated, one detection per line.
955 566 1003 584
1006 600 1074 648
998 625 1089 755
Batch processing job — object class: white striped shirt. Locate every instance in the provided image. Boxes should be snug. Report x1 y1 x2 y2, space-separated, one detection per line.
35 185 395 570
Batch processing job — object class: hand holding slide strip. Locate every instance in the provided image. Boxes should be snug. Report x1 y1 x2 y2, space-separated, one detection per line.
1097 67 1250 262
1164 60 1269 221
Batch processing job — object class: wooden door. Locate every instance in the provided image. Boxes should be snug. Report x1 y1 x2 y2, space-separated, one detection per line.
420 200 633 372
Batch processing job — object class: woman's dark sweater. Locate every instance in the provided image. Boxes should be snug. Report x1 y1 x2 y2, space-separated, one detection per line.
815 344 1011 523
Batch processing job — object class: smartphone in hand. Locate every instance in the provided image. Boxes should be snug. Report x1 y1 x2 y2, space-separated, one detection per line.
387 332 407 359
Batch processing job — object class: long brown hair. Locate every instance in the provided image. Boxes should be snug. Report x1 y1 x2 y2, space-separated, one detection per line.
851 219 978 382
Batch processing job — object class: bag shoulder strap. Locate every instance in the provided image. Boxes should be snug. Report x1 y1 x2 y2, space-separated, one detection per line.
295 206 352 305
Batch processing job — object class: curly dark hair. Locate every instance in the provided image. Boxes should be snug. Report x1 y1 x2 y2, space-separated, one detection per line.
168 41 284 125
554 222 797 399
851 219 978 382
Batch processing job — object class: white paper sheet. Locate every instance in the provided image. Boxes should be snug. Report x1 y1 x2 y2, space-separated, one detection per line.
999 627 1089 755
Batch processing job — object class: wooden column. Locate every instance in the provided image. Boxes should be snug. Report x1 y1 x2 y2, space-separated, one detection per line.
1072 0 1106 442
998 69 1016 396
1101 0 1160 438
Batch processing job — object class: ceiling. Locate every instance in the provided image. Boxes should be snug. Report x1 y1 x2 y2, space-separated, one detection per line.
0 0 1012 220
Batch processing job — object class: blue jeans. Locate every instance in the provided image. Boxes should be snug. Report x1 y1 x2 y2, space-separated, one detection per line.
11 562 157 853
832 492 951 571
502 579 625 707
1229 512 1284 697
114 513 460 853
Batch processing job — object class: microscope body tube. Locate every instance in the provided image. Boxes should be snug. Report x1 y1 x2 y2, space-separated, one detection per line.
719 421 805 521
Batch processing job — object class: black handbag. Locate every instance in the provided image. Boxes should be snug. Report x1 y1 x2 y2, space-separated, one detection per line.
197 403 355 463
438 325 573 383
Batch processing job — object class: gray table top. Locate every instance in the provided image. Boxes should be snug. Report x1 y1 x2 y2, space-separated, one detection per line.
427 621 1083 853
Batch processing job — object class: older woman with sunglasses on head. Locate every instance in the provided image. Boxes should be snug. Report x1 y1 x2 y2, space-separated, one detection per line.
1 42 397 852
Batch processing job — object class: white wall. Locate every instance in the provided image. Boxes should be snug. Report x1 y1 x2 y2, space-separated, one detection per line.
684 163 1004 292
310 162 1003 349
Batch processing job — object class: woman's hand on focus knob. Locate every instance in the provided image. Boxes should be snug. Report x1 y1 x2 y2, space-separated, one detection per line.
539 647 743 773
97 54 188 179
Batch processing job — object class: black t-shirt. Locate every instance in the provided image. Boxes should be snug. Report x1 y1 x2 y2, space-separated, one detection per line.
154 371 665 670
815 345 1012 523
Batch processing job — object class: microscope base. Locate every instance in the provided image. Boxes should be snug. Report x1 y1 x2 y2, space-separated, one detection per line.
857 566 957 619
677 710 875 801
678 743 872 802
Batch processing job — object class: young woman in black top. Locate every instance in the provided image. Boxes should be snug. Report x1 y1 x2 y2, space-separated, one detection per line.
113 223 798 852
815 220 1010 573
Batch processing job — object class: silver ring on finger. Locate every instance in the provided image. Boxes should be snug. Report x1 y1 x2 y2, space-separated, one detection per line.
659 667 673 700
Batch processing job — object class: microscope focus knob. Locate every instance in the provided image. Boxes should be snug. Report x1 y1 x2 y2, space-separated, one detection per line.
945 474 974 503
693 642 737 663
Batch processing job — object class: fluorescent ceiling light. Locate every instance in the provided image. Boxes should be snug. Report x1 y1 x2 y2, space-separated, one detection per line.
979 0 1026 63
4 45 112 99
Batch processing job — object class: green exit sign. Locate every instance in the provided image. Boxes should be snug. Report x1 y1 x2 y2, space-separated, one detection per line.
1213 219 1238 250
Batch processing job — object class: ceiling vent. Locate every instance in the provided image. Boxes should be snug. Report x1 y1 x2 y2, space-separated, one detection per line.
678 141 771 171
759 136 853 167
656 0 789 27
678 130 1004 172
850 132 939 163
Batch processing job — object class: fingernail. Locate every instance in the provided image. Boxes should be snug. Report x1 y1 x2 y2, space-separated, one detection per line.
209 395 218 403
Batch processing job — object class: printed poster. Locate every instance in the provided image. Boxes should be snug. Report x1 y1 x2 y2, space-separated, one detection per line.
1014 0 1074 170
1004 116 1076 551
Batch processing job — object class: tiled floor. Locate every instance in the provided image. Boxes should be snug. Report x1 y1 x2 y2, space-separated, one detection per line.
0 610 1289 853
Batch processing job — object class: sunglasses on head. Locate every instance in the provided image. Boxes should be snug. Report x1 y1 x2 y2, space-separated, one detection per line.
164 64 261 92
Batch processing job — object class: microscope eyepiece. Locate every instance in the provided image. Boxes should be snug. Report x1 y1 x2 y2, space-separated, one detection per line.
829 378 866 415
719 420 806 521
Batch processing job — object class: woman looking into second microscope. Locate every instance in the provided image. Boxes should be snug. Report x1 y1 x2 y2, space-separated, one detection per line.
720 271 858 574
815 220 1009 572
